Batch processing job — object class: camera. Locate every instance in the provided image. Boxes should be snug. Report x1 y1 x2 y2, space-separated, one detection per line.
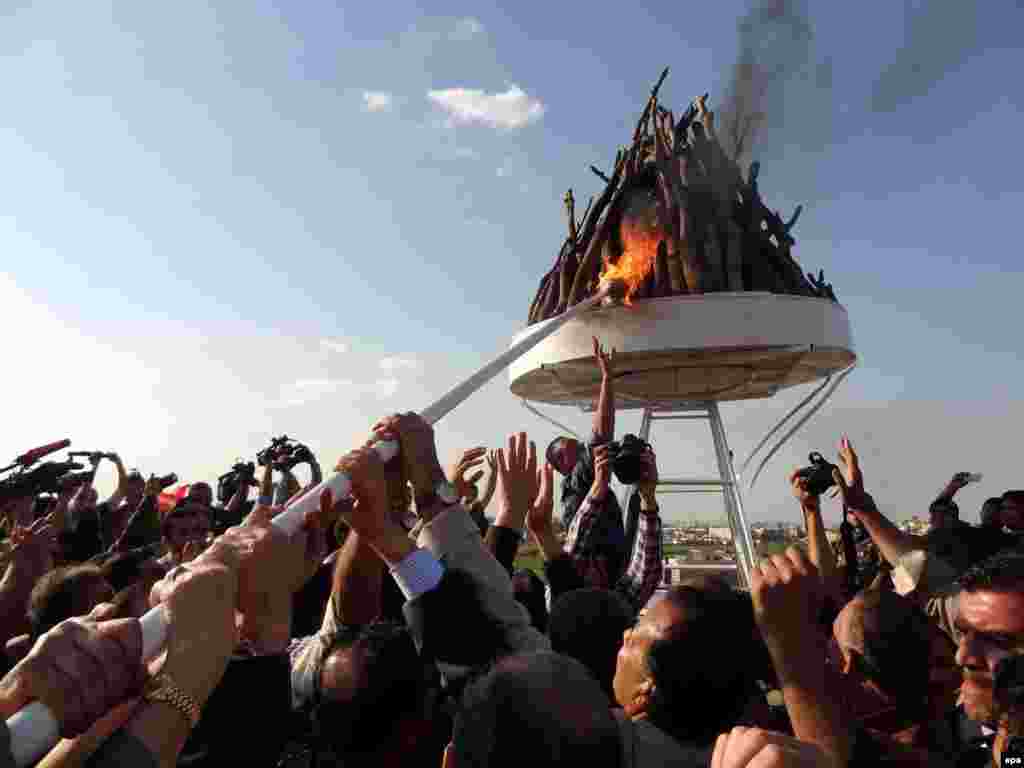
795 452 838 496
257 436 293 467
1 460 85 504
158 473 178 490
217 461 256 505
604 433 652 485
257 436 312 472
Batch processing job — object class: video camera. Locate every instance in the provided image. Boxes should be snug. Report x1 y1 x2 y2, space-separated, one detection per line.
217 461 257 505
1 460 86 505
603 433 652 486
256 435 313 472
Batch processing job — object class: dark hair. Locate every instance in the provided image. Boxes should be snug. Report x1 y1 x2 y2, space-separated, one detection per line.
160 503 210 539
546 437 568 468
512 569 548 633
548 588 631 699
27 565 108 639
957 550 1024 593
644 587 752 746
314 621 430 755
853 591 931 714
453 652 622 768
100 550 147 592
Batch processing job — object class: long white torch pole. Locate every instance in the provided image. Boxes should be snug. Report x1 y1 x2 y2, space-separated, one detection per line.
7 285 617 767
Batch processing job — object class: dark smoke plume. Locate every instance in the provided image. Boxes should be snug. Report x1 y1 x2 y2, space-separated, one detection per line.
870 1 985 113
718 0 820 165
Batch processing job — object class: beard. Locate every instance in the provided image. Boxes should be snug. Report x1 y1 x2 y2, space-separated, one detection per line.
961 673 996 723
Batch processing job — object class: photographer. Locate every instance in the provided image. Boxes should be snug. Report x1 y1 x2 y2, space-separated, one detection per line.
545 337 632 587
272 444 322 508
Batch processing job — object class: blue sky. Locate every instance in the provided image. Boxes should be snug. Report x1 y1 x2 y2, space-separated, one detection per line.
2 1 1022 526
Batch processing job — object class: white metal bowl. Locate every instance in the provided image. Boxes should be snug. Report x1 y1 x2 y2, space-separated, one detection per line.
508 292 856 407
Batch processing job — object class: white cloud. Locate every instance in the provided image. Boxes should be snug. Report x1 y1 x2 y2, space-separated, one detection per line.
427 85 545 130
451 17 485 41
374 378 400 398
280 378 351 407
379 356 423 372
362 91 393 113
320 339 348 354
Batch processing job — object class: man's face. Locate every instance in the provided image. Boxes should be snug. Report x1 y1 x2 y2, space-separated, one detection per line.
613 598 684 715
552 439 580 476
1001 498 1024 531
188 482 213 508
164 510 211 557
954 589 1024 722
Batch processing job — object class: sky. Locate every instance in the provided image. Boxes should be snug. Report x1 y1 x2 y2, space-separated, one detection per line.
1 0 1022 529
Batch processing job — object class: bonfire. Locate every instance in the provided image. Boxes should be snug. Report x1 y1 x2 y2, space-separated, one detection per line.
527 68 836 325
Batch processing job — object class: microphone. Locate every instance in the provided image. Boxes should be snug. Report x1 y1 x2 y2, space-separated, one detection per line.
15 440 71 467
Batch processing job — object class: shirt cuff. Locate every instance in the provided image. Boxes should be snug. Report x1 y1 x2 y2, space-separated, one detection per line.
390 547 444 601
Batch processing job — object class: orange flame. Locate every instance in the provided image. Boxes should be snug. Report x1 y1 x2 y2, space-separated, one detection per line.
598 222 661 305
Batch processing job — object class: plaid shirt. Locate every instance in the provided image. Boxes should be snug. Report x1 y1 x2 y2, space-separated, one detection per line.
565 494 663 612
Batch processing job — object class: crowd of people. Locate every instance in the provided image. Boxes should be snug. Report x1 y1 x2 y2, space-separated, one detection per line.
0 339 1022 768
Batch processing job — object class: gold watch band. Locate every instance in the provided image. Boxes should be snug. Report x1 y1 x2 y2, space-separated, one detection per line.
144 671 201 728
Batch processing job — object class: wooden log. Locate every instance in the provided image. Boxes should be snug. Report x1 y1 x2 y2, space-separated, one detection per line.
703 221 724 292
538 261 561 319
653 240 670 297
723 219 744 292
556 243 580 314
749 227 776 292
590 166 611 184
568 157 629 306
632 67 671 145
528 271 552 324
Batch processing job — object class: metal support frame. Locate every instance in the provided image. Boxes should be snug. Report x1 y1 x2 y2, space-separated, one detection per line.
617 401 757 588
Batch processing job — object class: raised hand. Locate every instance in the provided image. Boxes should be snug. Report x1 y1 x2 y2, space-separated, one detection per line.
370 412 446 504
449 446 487 499
750 547 823 660
711 727 838 768
637 447 659 503
590 445 612 502
593 336 616 379
789 468 820 510
836 436 864 500
0 608 145 737
149 553 239 708
527 463 555 536
495 432 539 529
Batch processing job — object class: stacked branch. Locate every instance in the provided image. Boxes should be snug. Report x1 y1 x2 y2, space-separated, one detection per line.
527 69 837 325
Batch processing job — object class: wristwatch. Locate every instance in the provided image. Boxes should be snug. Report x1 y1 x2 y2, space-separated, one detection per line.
143 671 201 728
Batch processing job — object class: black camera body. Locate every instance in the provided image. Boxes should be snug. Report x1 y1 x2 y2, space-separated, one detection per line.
796 452 838 496
158 473 178 490
217 461 256 505
257 436 293 467
604 434 651 486
0 460 84 504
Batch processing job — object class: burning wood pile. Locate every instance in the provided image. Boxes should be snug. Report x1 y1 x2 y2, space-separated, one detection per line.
527 68 837 325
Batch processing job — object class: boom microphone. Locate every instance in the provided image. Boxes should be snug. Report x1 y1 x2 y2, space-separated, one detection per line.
14 440 71 467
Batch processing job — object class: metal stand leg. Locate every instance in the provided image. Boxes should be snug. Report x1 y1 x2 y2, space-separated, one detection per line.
616 402 757 590
708 402 756 588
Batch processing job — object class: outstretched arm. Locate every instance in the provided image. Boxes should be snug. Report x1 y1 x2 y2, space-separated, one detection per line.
616 449 662 611
102 454 127 509
592 337 616 443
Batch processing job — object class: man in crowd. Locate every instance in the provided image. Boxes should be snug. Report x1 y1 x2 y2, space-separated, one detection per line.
546 337 630 586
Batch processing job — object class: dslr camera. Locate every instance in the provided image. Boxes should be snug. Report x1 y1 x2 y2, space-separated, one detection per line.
795 452 839 496
604 434 652 486
217 461 256 505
